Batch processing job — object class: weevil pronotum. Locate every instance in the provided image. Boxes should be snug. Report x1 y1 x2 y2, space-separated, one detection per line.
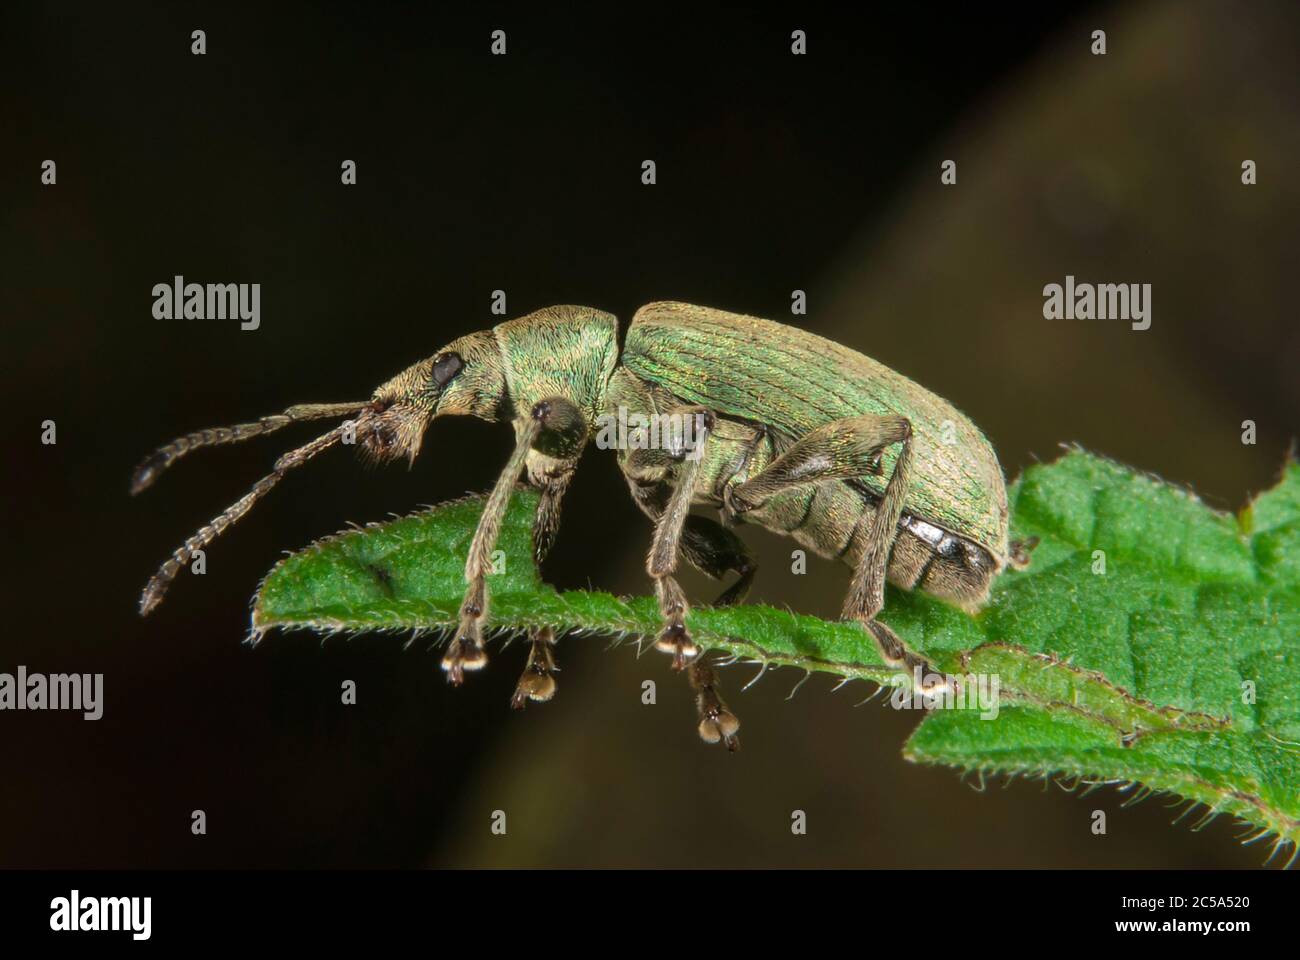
134 303 1033 750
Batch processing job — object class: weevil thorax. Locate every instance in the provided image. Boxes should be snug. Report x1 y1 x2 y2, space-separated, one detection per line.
489 305 621 428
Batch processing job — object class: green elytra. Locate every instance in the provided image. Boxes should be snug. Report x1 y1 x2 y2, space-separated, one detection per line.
133 301 1018 749
620 303 1008 555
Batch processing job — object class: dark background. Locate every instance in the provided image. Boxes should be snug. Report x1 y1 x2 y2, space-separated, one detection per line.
2 1 1297 867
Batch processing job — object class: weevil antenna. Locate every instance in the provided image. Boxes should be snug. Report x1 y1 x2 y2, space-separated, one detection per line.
138 421 352 616
130 401 367 495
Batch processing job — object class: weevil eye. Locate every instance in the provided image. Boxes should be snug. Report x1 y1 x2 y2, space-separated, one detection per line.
432 352 463 387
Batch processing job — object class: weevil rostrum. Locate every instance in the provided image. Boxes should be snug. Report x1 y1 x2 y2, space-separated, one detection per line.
134 302 1030 750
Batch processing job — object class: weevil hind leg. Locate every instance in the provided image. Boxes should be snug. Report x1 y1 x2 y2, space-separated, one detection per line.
865 619 956 695
836 421 956 693
725 413 909 514
724 411 954 692
511 626 559 709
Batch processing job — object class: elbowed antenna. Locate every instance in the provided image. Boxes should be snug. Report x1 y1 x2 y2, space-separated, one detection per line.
138 422 349 615
130 401 367 495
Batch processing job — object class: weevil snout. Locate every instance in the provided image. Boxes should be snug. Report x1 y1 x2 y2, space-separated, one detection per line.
359 329 509 469
357 352 448 467
357 397 431 468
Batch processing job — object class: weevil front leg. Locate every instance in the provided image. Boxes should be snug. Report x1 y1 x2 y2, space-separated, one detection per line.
727 413 954 693
443 397 587 684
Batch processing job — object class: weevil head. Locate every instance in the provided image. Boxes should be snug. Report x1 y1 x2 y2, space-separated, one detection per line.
361 307 621 466
362 330 506 466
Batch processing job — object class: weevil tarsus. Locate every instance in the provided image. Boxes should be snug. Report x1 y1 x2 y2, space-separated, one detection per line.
689 659 741 751
511 626 559 709
1008 536 1040 569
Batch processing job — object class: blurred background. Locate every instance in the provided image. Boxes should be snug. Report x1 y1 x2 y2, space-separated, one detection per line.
1 1 1296 868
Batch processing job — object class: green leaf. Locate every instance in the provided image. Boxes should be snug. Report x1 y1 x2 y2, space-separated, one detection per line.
252 450 1300 850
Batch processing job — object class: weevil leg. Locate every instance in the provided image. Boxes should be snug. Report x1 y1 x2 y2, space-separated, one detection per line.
620 409 745 747
444 398 587 685
724 414 906 515
511 626 559 708
838 421 955 694
724 412 953 693
642 408 714 670
689 658 740 751
531 462 576 565
680 515 757 606
620 423 755 604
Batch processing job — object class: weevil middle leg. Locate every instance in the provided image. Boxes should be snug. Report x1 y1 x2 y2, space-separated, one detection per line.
640 407 715 668
622 408 746 747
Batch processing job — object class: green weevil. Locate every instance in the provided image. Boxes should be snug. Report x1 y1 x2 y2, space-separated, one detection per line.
133 302 1030 750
